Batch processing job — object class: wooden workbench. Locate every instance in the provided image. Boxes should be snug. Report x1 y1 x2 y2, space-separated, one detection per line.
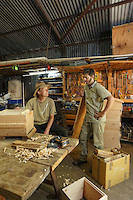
0 135 79 200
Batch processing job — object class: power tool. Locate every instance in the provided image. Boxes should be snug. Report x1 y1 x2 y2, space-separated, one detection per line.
48 136 69 148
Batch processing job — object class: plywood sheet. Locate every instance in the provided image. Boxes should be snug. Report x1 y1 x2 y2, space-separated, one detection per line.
112 23 133 55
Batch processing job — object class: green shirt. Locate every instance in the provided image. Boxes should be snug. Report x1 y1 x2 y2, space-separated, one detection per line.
84 81 111 123
26 97 56 125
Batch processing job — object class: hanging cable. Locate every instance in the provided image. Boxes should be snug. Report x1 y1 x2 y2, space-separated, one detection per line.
46 26 51 58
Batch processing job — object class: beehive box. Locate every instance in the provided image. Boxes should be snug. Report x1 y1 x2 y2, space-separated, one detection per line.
62 177 108 200
0 109 35 138
92 149 130 189
104 98 124 149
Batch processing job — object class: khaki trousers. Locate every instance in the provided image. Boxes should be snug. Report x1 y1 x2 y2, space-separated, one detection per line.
79 120 105 161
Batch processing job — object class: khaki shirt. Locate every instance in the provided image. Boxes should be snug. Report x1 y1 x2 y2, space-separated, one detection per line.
84 81 111 123
26 97 56 125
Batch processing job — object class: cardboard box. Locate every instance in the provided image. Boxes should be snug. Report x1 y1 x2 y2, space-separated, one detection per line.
62 177 108 200
92 150 130 189
0 109 35 138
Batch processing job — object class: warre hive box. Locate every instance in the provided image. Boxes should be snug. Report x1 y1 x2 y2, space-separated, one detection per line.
104 98 123 149
0 109 34 138
92 149 130 189
62 177 108 200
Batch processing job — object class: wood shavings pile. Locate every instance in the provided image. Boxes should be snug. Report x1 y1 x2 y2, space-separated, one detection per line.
3 135 58 163
14 146 58 163
27 134 53 143
63 178 75 187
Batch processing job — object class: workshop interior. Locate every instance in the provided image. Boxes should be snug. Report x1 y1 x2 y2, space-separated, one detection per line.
0 1 133 200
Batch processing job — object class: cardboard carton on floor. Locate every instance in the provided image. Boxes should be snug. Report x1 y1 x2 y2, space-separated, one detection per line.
62 177 108 200
92 149 130 189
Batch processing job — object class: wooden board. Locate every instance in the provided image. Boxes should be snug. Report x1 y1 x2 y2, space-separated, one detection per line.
71 97 86 139
31 134 79 171
0 136 79 199
0 140 50 200
104 130 121 149
105 121 121 131
12 140 47 150
106 110 121 121
112 23 133 55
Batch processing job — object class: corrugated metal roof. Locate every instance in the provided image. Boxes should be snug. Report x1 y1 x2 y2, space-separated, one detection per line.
0 0 133 60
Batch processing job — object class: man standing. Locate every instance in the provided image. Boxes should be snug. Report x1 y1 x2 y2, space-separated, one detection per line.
73 68 114 166
26 81 68 137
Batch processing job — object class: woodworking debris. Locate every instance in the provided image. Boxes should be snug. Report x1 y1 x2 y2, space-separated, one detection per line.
63 178 75 187
4 146 58 163
3 135 58 163
27 134 53 143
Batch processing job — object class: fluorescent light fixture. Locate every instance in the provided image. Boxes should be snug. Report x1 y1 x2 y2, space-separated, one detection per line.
23 70 60 77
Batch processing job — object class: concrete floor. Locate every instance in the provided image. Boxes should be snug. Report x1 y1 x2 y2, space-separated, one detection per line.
29 140 133 200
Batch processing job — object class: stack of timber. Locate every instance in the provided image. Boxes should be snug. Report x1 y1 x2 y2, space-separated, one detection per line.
104 98 124 149
0 109 35 138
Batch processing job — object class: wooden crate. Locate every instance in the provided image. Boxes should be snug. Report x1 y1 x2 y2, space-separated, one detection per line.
112 22 133 55
104 98 123 149
0 109 35 138
62 177 108 200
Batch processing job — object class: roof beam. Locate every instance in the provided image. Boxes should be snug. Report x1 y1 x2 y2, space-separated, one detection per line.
60 0 133 41
0 22 47 37
1 0 132 38
34 0 61 42
61 0 98 41
54 0 133 23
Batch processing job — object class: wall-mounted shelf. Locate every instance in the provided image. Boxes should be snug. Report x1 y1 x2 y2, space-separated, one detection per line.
39 74 65 101
50 86 63 89
48 82 63 84
49 93 63 95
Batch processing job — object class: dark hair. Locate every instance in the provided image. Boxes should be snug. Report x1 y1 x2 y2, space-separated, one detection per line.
83 68 95 76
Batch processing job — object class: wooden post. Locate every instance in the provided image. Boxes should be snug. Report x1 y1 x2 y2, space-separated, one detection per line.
108 69 112 93
71 97 86 139
62 70 65 99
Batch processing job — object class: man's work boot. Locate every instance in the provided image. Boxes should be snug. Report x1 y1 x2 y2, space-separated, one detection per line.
73 159 87 166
